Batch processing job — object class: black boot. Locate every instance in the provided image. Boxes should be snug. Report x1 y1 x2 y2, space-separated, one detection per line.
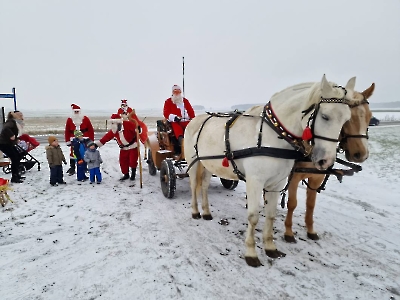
67 158 76 175
119 173 129 181
11 174 23 183
130 168 136 180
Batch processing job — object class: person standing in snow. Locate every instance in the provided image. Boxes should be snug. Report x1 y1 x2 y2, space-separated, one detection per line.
46 136 67 186
96 112 147 181
0 112 24 183
117 99 133 120
71 130 91 182
64 104 94 176
163 84 195 159
84 141 103 184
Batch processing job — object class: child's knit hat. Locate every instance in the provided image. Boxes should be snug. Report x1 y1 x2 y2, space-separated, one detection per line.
87 141 95 148
74 130 83 138
48 136 57 144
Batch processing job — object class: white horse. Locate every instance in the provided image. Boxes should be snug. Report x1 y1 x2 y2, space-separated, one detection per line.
184 75 359 267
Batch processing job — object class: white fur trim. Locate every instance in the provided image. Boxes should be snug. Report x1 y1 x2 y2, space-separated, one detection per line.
172 85 182 91
96 141 103 148
109 118 122 124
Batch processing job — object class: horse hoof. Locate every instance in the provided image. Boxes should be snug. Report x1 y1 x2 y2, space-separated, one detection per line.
202 214 213 220
284 235 297 243
245 256 262 267
307 232 319 240
192 213 201 219
265 249 286 259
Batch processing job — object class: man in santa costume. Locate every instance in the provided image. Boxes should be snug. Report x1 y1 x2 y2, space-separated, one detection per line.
64 104 94 175
117 99 133 120
96 113 147 181
163 84 195 159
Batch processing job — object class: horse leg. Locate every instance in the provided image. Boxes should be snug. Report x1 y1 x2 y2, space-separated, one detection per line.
200 168 213 220
263 190 286 259
244 179 264 267
284 174 302 243
189 162 201 219
305 175 325 240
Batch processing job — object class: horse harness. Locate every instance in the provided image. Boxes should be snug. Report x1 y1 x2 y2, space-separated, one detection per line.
186 86 364 206
338 97 370 152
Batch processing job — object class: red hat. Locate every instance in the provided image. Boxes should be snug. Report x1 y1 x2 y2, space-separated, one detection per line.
172 85 182 92
121 99 128 104
110 113 122 123
71 104 80 111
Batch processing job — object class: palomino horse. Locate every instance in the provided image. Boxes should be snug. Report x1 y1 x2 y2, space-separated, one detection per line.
185 75 361 267
284 82 375 243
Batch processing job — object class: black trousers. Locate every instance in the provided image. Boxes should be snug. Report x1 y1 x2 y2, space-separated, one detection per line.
49 165 64 184
0 144 21 176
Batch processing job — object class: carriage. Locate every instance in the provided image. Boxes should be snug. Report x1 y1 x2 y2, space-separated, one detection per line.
145 118 239 198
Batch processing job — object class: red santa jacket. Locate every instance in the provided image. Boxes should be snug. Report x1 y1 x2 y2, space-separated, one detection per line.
97 120 138 150
117 106 133 117
64 116 95 142
163 98 195 122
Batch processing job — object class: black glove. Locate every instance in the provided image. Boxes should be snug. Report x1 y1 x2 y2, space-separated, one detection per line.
174 116 181 122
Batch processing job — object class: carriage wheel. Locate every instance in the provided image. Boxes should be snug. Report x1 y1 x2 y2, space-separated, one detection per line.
147 149 157 176
2 165 11 174
220 178 239 190
160 159 176 198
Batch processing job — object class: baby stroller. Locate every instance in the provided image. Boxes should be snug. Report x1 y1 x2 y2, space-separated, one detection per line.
2 134 41 175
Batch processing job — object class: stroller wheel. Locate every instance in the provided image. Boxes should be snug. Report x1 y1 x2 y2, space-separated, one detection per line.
3 165 11 174
19 165 26 175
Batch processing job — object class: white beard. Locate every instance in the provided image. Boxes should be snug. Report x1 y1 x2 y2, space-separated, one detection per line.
110 122 119 133
172 94 183 104
72 114 83 126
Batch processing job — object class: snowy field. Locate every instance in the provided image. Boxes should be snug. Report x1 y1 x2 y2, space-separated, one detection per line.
0 125 400 300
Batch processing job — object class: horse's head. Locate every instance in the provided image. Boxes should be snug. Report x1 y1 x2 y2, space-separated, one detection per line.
339 83 374 162
304 75 354 170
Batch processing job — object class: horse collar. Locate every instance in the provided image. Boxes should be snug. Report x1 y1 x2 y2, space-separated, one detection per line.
263 103 307 155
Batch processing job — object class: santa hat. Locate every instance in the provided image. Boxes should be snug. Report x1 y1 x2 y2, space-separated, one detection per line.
71 104 81 111
172 85 182 92
121 99 128 105
109 113 123 124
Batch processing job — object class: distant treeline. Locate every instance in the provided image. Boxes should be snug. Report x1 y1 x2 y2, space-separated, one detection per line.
369 102 400 109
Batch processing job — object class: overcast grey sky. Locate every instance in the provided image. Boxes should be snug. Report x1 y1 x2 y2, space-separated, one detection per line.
1 0 399 112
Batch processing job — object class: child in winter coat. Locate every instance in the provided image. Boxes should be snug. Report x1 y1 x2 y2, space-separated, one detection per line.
46 136 67 186
71 130 91 182
84 141 103 184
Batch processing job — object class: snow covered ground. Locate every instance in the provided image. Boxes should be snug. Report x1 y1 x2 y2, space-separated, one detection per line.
0 125 399 300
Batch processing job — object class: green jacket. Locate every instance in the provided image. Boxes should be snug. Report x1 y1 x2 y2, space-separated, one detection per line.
46 145 66 167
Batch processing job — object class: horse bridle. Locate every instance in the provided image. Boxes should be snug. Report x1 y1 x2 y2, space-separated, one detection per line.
302 85 355 146
338 97 370 152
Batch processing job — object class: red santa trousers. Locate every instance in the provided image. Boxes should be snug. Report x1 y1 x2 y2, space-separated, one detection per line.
119 148 139 174
171 121 190 139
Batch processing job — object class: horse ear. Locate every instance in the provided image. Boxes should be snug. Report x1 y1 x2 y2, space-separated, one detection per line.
345 77 356 90
361 83 375 100
321 74 332 94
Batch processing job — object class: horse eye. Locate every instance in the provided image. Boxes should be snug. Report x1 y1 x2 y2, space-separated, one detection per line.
321 114 329 121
